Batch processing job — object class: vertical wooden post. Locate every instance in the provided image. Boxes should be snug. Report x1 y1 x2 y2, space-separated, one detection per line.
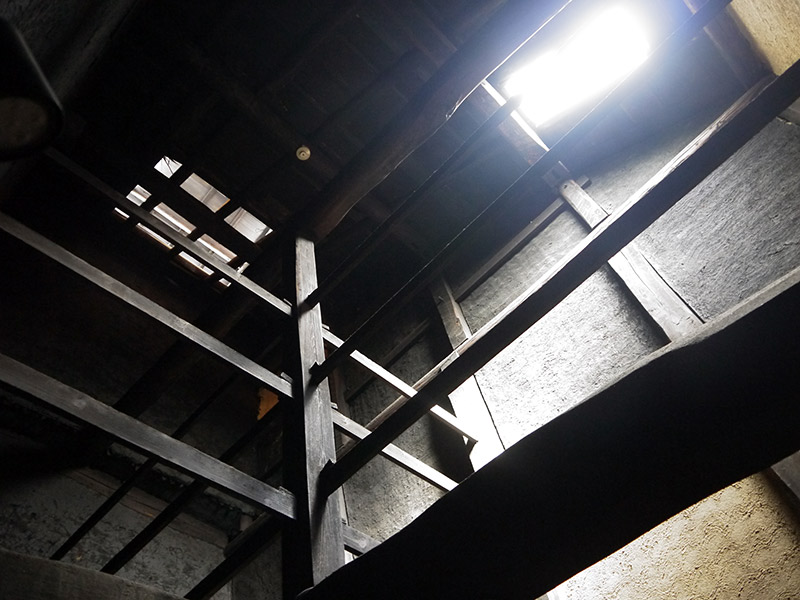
283 236 344 598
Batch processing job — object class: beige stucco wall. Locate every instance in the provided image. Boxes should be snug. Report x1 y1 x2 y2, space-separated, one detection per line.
552 473 800 600
730 0 800 75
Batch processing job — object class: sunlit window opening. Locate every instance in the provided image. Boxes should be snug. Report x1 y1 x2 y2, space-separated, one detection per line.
505 6 650 126
197 234 236 263
180 173 230 212
154 156 183 178
224 207 271 243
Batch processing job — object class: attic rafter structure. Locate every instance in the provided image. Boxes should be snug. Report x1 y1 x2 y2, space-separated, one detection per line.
1 1 799 600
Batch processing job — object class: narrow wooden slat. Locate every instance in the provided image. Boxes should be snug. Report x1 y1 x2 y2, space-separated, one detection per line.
332 411 456 492
323 63 800 493
0 212 293 398
0 353 296 519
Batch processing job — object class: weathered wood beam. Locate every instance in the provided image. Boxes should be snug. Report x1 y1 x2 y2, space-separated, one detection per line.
0 353 296 519
322 61 800 493
282 237 344 597
558 179 703 340
301 263 800 600
0 212 293 399
303 0 579 240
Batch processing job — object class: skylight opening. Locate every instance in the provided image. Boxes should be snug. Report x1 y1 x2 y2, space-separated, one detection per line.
224 207 272 243
504 5 651 126
152 202 195 236
135 223 175 249
154 156 183 178
126 184 151 206
180 173 230 212
177 251 215 276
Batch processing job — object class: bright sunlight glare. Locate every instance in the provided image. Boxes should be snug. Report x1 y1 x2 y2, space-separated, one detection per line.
505 6 650 126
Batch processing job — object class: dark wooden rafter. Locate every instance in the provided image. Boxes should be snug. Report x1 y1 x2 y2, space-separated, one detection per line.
0 353 296 519
303 0 581 240
301 263 800 600
282 236 345 597
311 0 736 381
322 60 800 494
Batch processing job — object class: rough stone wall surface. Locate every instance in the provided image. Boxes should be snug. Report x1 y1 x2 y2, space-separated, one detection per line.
0 470 230 599
554 474 800 600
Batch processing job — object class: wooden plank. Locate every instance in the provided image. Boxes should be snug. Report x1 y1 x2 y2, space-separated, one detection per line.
301 264 800 600
323 328 479 443
332 410 456 491
322 63 800 493
0 212 292 398
282 236 344 596
558 179 703 340
0 353 296 519
303 0 575 239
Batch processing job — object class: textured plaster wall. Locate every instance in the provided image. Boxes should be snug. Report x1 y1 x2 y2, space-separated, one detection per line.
556 474 800 600
730 0 800 75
